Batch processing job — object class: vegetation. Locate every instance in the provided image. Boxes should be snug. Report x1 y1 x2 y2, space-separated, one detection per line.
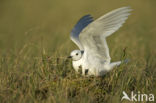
0 0 155 103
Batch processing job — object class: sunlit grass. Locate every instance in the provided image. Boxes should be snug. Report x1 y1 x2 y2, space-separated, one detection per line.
0 0 156 103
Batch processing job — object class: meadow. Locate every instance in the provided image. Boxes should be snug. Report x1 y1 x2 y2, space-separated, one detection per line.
0 0 156 103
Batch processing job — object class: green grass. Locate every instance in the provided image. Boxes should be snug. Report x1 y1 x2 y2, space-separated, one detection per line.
0 0 156 103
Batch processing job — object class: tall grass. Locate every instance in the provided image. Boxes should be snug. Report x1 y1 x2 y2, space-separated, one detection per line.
0 0 156 103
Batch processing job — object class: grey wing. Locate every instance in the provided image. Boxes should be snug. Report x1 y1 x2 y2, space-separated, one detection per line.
79 7 132 62
70 15 93 50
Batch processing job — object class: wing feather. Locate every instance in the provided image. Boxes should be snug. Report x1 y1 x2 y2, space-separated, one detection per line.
70 15 93 50
79 7 132 62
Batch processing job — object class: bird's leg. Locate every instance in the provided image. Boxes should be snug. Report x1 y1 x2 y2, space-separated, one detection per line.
85 69 89 75
77 65 82 74
82 68 89 76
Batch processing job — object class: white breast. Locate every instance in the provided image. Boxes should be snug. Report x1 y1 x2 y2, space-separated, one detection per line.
72 54 109 76
72 58 83 72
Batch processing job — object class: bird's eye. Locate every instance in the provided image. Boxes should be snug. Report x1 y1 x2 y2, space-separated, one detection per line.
76 53 78 56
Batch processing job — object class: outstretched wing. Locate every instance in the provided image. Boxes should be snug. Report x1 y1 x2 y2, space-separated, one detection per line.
79 7 132 62
70 15 93 50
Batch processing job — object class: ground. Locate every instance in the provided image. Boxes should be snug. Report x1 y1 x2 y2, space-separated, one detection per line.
0 0 156 103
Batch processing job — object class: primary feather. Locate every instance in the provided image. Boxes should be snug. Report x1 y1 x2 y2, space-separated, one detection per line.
70 15 93 50
79 7 132 63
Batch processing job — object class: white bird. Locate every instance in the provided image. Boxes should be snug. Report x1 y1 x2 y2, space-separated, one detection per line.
68 7 132 76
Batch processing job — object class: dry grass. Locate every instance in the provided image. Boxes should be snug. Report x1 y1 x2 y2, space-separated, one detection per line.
0 0 156 103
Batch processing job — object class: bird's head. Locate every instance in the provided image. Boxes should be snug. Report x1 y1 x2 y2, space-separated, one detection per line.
68 50 84 61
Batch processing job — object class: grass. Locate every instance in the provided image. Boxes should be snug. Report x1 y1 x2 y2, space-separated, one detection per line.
0 0 156 103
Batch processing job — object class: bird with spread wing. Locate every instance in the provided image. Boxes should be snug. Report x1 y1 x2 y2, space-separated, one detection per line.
68 7 132 76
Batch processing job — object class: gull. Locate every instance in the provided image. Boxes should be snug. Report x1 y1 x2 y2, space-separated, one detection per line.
68 7 132 76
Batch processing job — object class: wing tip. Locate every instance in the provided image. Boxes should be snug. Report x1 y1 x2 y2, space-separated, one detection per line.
71 14 94 36
122 6 133 12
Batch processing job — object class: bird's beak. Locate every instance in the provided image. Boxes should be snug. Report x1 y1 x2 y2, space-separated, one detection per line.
67 56 72 58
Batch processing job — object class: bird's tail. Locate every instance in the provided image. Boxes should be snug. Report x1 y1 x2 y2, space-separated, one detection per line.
103 59 130 74
121 59 130 64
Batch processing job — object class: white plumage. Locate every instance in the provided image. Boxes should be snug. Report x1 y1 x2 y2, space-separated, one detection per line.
69 7 132 76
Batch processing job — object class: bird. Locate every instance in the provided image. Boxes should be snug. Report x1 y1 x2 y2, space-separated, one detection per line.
68 7 132 76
